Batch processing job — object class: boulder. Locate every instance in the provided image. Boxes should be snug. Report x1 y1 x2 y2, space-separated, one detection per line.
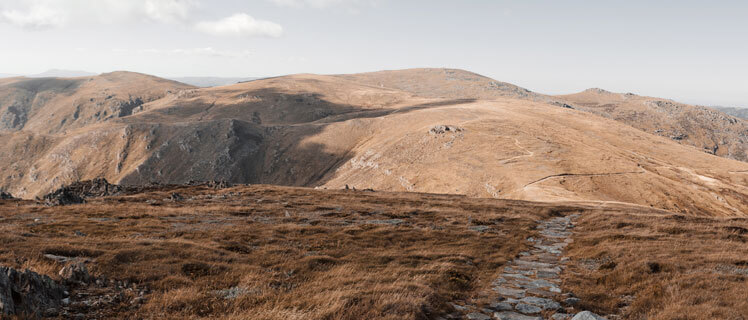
0 266 67 317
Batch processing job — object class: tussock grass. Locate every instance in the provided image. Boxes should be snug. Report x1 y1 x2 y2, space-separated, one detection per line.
564 212 748 319
0 185 556 319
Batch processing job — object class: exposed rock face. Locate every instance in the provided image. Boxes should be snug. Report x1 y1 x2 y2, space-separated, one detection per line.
0 266 67 317
0 191 13 200
43 178 123 205
429 124 463 134
116 97 144 117
557 90 748 162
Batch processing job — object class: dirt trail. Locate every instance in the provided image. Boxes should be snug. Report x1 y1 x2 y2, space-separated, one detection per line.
500 138 535 164
523 171 646 188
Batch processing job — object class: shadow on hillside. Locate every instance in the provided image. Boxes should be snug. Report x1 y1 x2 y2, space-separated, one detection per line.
118 88 471 189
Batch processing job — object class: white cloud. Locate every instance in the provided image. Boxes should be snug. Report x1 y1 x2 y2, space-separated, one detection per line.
0 0 196 29
268 0 377 9
195 13 283 38
144 0 194 23
1 3 66 30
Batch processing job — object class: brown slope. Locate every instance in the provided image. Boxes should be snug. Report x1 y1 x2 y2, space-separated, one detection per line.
0 72 193 135
338 69 748 164
557 89 748 162
334 68 572 108
315 98 748 216
0 69 746 217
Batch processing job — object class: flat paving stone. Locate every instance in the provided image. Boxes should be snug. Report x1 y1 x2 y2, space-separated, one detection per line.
494 311 543 320
466 312 491 320
494 286 526 298
515 303 542 314
520 296 561 310
571 311 608 320
489 301 514 311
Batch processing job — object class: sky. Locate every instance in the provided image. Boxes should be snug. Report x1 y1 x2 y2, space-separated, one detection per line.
0 0 746 107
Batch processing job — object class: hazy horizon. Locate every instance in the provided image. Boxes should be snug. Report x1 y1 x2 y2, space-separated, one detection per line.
1 0 747 107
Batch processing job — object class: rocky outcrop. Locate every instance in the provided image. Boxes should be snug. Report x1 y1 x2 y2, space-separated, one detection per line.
0 266 67 317
43 178 123 206
0 105 28 131
116 97 144 117
430 125 464 135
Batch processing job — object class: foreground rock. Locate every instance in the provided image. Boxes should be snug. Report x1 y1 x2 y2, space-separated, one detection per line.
571 311 607 320
0 266 67 317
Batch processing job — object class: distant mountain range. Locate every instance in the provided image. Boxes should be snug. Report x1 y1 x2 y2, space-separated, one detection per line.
0 69 97 78
28 69 98 78
713 106 748 120
0 70 259 88
167 76 259 87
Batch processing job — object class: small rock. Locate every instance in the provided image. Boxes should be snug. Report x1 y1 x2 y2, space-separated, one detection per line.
489 301 514 311
494 286 526 298
170 192 184 201
520 296 561 310
450 303 469 312
44 254 72 263
494 311 543 320
213 286 250 300
0 191 14 200
469 225 490 232
366 219 405 226
74 230 87 237
467 312 491 320
572 311 607 320
552 314 574 320
564 297 580 306
515 303 542 314
59 262 91 284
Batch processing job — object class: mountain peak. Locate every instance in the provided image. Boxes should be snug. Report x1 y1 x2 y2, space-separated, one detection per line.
28 69 98 78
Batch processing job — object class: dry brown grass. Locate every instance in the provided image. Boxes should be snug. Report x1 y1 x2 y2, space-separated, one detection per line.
563 211 748 320
0 185 568 319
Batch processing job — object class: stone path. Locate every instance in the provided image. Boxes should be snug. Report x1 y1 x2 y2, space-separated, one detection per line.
447 214 602 320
